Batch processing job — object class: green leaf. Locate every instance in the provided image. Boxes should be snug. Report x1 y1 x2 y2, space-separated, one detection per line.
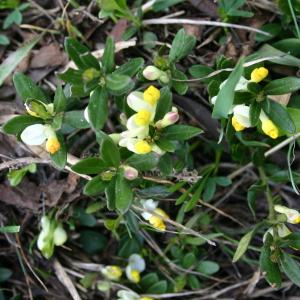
232 229 254 262
158 153 173 175
247 182 265 218
0 267 13 282
247 44 300 67
287 108 300 132
0 36 40 86
105 177 116 210
169 28 196 63
102 36 115 73
105 73 133 94
212 57 244 119
197 261 220 275
101 138 120 167
172 68 188 95
79 230 107 254
262 99 296 134
0 34 10 46
189 64 215 83
88 87 108 131
113 57 144 77
272 38 300 57
72 157 108 174
279 251 300 287
154 86 172 121
182 253 196 268
3 9 22 29
7 163 36 186
153 0 184 12
64 110 90 129
126 153 159 171
0 0 19 9
65 38 97 69
146 280 168 294
115 169 133 213
53 85 67 113
0 226 20 233
155 138 177 152
161 125 202 140
2 115 43 136
202 177 216 201
260 234 282 287
250 101 261 126
264 77 300 95
13 72 49 103
50 133 67 169
83 175 108 196
140 273 159 289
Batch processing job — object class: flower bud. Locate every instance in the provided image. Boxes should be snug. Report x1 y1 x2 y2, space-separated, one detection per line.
82 68 100 82
251 67 268 83
143 66 162 81
102 265 123 281
84 106 90 123
123 165 138 180
101 170 114 181
155 107 179 128
25 99 53 119
119 113 128 126
53 225 67 246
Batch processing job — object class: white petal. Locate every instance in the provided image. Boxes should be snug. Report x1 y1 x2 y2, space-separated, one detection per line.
142 199 158 211
127 91 152 112
128 254 145 272
233 104 251 127
84 106 90 123
21 124 47 145
210 96 217 105
127 116 149 139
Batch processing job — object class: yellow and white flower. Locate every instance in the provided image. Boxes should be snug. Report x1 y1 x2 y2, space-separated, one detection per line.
125 254 146 283
259 110 279 139
141 199 169 231
20 124 60 154
101 265 123 281
231 104 251 132
274 205 300 224
117 290 154 300
251 67 268 83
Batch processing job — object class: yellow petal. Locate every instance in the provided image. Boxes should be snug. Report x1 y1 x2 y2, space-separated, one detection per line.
45 137 61 154
261 119 279 139
135 110 151 126
251 67 268 83
143 85 160 105
232 116 246 131
149 215 166 231
129 269 140 283
135 140 152 154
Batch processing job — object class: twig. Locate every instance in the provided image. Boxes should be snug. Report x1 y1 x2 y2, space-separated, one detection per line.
142 18 271 36
0 157 51 171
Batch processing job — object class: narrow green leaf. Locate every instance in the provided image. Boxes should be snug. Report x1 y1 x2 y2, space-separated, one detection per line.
50 133 67 169
264 77 300 95
54 85 67 113
0 36 40 86
102 36 115 73
161 125 202 140
279 251 300 287
101 138 120 167
126 153 159 171
83 175 108 196
115 170 133 213
0 226 20 233
232 229 254 262
13 72 49 103
212 57 244 119
88 87 108 130
72 157 108 174
113 57 144 76
2 115 43 136
154 86 172 121
64 110 90 129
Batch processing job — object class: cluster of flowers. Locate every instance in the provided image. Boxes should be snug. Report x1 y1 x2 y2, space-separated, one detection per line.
118 85 179 155
212 67 279 139
37 215 67 259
